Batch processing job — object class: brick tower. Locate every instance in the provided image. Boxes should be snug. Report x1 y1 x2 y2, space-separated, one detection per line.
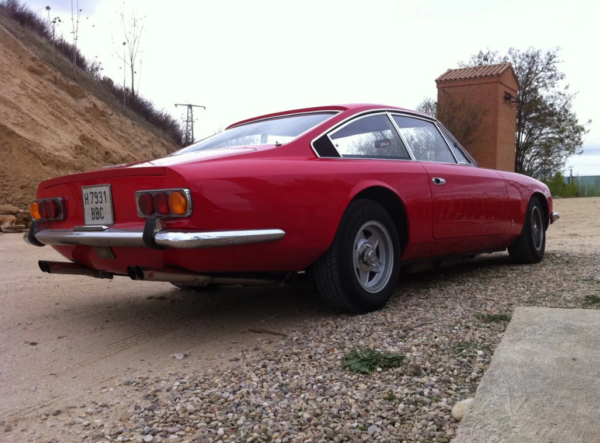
435 63 519 171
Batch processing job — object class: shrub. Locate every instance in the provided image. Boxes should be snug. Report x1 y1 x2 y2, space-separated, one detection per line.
544 172 600 198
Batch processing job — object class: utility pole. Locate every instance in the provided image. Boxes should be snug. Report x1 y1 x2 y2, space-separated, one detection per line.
175 103 206 146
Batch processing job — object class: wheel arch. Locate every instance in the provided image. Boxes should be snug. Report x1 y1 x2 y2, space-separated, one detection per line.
350 186 409 256
532 192 549 229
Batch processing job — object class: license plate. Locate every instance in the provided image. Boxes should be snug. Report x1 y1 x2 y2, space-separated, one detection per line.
82 185 114 225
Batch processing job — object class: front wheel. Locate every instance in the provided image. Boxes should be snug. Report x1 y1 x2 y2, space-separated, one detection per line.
508 196 546 264
311 199 401 313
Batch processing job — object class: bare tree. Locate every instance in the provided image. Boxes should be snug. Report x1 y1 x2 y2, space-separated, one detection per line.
45 7 56 63
416 97 437 117
70 0 82 66
115 3 144 98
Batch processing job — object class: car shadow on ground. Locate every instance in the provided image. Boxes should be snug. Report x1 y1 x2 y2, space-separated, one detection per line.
41 252 517 326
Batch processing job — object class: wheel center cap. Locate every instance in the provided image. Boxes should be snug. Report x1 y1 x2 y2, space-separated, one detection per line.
363 248 377 266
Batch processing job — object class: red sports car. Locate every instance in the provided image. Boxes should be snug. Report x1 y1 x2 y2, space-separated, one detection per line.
26 104 559 313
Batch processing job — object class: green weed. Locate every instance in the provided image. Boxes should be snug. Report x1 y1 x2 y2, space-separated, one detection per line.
342 348 404 374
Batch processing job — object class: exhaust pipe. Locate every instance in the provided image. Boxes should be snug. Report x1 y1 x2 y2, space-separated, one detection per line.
127 266 282 286
39 260 113 279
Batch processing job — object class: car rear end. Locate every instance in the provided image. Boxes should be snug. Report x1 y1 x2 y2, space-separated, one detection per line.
26 163 288 284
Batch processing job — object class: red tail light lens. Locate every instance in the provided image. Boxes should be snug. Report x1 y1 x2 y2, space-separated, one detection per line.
138 193 154 215
39 200 49 219
46 200 58 219
153 192 170 215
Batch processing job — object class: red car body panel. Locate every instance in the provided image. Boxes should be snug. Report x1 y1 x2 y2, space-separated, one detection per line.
34 104 553 276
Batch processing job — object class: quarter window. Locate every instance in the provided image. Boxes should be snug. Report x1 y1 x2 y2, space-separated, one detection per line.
441 131 471 164
329 114 410 160
392 116 456 163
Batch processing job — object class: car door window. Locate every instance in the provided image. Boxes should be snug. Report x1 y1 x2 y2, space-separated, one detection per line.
329 114 411 160
392 115 456 163
440 130 471 164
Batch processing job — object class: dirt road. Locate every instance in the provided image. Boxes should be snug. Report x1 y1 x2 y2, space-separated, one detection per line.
0 197 597 428
0 237 326 426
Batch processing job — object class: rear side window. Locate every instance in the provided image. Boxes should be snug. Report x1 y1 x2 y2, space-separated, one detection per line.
392 116 456 163
329 114 410 160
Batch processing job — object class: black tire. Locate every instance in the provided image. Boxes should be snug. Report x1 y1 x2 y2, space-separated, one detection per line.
171 283 220 292
311 199 401 313
508 196 546 264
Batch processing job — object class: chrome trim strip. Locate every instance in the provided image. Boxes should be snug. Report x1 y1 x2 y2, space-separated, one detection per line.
74 225 109 231
551 212 560 223
154 229 285 249
36 229 146 247
34 228 285 249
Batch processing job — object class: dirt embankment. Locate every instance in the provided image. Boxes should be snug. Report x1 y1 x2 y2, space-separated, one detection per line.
0 24 176 209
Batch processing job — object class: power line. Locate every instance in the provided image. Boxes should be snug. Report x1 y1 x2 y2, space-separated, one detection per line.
175 103 206 146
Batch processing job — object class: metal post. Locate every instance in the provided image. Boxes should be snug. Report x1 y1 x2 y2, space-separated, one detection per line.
175 104 206 146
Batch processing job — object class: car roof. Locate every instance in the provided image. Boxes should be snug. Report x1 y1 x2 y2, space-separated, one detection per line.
226 103 433 129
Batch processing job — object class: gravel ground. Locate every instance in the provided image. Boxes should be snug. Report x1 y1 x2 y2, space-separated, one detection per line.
16 251 600 443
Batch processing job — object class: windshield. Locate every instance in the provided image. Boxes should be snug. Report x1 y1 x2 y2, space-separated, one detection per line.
174 112 337 155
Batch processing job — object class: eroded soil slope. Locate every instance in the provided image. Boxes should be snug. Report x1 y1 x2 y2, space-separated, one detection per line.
0 24 175 208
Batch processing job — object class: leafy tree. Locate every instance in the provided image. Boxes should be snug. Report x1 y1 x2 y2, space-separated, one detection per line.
459 48 590 179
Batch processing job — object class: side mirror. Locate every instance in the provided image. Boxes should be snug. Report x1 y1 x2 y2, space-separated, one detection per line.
375 139 392 149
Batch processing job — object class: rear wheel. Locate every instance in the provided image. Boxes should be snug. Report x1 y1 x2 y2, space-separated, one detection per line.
508 196 546 264
311 200 401 313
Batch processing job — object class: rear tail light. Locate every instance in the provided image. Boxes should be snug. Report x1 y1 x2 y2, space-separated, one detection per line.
135 189 192 218
30 202 42 220
153 192 170 215
138 193 155 216
168 191 188 215
30 197 65 221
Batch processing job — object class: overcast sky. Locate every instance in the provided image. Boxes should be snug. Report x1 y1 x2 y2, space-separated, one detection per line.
29 0 599 175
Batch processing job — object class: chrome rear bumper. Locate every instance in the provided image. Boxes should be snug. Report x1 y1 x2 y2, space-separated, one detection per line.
551 211 560 223
25 219 285 249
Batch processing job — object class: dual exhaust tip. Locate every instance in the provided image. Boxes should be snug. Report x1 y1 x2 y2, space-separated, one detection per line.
38 260 113 279
127 265 146 281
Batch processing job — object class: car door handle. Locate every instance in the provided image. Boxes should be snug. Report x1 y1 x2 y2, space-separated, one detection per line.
432 177 446 185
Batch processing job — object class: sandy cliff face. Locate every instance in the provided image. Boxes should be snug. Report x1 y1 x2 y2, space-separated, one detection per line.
0 25 176 208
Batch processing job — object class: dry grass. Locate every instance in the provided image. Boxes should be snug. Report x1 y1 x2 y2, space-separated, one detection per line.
0 0 183 147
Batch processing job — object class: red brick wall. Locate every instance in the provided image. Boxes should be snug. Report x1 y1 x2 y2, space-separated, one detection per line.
436 69 518 171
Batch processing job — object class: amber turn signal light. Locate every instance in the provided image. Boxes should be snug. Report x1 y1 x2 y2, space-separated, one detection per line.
30 201 41 220
168 191 187 215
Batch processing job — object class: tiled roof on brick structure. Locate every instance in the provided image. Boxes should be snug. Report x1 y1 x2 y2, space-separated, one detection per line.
435 63 519 87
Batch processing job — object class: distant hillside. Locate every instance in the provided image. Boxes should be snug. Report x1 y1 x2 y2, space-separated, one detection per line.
0 11 178 208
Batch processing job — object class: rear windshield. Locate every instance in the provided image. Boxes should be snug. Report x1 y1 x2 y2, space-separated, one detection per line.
174 112 337 155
